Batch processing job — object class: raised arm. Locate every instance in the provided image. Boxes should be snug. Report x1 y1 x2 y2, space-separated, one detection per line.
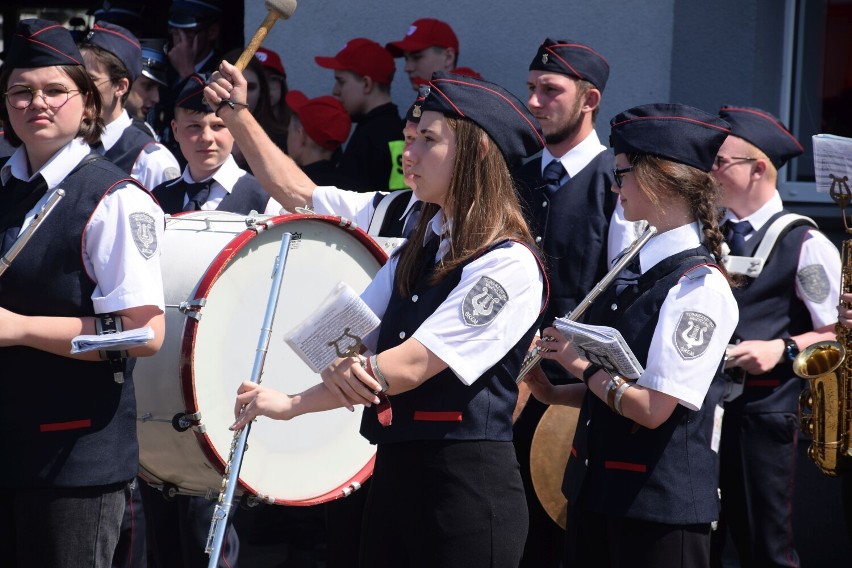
204 60 317 211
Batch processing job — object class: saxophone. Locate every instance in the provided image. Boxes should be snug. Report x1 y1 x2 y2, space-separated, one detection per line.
793 174 852 476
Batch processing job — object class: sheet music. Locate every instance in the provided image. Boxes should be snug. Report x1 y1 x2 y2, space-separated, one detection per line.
70 327 154 354
553 318 644 379
812 133 852 194
283 281 381 373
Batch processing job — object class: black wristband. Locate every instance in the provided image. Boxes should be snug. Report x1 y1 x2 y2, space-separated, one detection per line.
582 364 601 386
95 313 128 383
215 98 249 117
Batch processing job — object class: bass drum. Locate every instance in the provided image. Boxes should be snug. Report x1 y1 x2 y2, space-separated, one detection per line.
134 211 386 505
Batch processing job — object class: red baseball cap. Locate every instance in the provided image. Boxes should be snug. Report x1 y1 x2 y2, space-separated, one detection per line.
254 47 286 77
315 38 395 85
386 18 459 57
286 90 352 151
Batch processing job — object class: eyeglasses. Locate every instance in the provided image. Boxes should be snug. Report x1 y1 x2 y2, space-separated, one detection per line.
4 84 81 110
612 166 633 188
713 155 757 169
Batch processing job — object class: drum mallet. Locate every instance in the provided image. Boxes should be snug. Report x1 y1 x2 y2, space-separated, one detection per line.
234 0 298 71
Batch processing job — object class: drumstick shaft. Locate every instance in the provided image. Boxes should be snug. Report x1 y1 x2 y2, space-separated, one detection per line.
206 231 293 565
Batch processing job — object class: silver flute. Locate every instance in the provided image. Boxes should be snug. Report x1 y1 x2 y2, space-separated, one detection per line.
205 231 293 565
516 224 657 383
0 189 65 278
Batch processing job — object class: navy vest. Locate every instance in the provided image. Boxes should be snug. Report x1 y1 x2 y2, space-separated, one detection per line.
564 246 726 524
103 122 156 174
728 211 816 413
152 172 270 215
360 239 546 444
0 155 152 488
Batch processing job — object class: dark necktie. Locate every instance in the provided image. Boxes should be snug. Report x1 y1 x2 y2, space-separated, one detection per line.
183 180 212 212
542 159 566 195
0 174 49 256
725 220 753 256
613 256 642 296
401 200 423 238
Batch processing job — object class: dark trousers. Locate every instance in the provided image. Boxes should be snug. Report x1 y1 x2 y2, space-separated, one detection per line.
360 440 528 568
711 410 801 567
567 508 711 568
0 482 127 568
139 482 239 568
111 477 147 568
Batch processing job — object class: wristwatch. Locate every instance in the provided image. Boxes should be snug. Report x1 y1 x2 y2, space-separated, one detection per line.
783 337 799 361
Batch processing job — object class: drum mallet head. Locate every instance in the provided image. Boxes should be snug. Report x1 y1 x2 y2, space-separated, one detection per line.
234 0 297 71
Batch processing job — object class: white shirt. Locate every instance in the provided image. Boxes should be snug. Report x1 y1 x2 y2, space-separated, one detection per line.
1 138 165 313
102 110 181 190
633 222 739 410
724 191 841 328
311 185 420 233
360 210 545 386
178 155 282 215
540 130 634 265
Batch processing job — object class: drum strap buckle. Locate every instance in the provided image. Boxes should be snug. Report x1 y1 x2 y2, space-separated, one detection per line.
177 298 207 320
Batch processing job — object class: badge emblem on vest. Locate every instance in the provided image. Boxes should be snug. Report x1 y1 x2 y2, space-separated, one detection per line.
542 52 549 64
673 311 716 360
462 276 508 326
797 264 830 304
129 212 157 259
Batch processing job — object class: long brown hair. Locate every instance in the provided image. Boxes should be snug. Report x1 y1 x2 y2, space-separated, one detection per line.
395 117 536 296
0 64 103 147
630 153 727 263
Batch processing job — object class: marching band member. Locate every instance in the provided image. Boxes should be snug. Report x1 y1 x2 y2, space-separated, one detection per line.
0 19 165 567
229 72 547 568
525 103 739 568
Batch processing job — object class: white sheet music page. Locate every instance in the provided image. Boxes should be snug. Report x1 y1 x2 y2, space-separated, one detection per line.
812 133 852 194
553 318 644 379
283 281 381 373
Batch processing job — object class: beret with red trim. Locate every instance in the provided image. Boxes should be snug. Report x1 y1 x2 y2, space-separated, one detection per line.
529 37 609 93
610 103 731 172
174 73 211 113
81 21 142 82
718 105 803 168
3 19 83 70
422 71 545 168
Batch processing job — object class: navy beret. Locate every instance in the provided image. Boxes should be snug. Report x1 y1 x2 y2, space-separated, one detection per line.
529 38 610 93
404 85 430 124
423 71 545 168
718 105 803 168
610 103 731 172
82 21 142 82
174 73 211 113
3 19 83 69
168 0 223 29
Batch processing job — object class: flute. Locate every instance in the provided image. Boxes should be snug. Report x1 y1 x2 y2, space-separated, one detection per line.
516 224 657 383
0 189 65 278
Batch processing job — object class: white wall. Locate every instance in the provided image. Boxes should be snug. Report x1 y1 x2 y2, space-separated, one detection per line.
245 0 676 141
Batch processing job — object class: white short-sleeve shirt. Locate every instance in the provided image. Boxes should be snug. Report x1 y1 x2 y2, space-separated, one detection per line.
1 139 165 313
360 210 545 385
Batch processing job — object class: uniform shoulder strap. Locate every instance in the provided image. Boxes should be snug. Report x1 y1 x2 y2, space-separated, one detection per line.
724 212 817 277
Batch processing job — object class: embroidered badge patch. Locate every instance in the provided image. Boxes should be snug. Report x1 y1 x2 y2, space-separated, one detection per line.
129 212 157 259
462 276 509 327
673 311 716 360
797 264 830 303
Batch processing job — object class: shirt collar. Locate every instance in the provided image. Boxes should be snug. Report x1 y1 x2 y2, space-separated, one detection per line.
195 50 215 73
398 193 421 221
181 154 240 194
636 221 703 273
723 191 783 232
101 109 132 151
1 138 91 188
541 130 606 179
